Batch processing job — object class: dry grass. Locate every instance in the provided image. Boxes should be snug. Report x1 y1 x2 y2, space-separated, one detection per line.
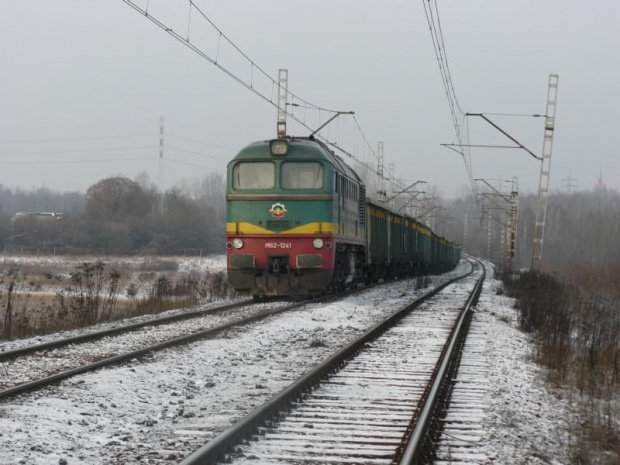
503 271 619 463
563 265 620 298
1 260 236 339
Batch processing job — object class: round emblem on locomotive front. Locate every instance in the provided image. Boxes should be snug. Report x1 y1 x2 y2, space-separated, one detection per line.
269 203 287 219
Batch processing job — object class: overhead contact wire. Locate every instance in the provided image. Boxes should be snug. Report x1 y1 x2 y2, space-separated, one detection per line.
121 0 387 175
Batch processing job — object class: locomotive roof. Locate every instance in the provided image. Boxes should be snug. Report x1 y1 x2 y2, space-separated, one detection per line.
231 137 364 185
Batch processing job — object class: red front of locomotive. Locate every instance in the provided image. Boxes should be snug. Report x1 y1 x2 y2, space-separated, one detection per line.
226 232 336 296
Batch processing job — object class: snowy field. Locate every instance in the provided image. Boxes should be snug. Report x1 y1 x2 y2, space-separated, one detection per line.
0 254 227 290
0 255 227 273
0 261 576 464
0 255 230 337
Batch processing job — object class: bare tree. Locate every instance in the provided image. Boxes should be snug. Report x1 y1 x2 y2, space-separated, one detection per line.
86 177 152 222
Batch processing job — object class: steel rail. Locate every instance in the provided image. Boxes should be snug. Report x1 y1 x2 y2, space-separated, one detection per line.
179 263 475 465
0 267 416 362
0 296 337 401
0 277 414 401
398 259 486 464
0 299 254 361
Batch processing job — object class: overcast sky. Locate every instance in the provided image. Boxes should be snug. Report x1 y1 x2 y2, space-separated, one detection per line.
1 1 618 197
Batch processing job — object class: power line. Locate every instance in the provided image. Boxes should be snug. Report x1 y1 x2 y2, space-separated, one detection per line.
433 0 463 116
119 1 415 205
462 114 474 192
166 146 230 162
422 0 476 198
121 1 341 127
422 0 463 136
166 156 225 171
0 156 154 165
353 116 378 161
0 120 151 131
186 1 338 114
121 0 381 173
0 145 155 156
0 133 155 144
166 134 237 151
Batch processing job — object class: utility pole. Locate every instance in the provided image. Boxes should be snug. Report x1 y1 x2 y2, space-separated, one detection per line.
531 74 559 272
486 209 492 261
475 178 512 266
377 142 386 202
277 69 288 138
463 213 468 253
159 115 164 214
561 170 578 193
508 177 519 272
389 163 395 209
499 221 506 271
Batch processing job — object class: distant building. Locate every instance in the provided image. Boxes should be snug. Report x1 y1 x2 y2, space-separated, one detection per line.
594 171 607 192
9 212 64 243
10 212 63 223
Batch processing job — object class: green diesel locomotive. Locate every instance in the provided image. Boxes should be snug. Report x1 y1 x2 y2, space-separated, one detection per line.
226 137 460 296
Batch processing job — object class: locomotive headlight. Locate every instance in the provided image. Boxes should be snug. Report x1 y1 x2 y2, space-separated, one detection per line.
312 238 324 249
232 238 244 249
270 139 289 156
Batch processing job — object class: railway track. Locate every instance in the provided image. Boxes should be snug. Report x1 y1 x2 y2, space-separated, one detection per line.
433 323 490 464
0 272 463 402
180 260 485 465
0 298 326 400
0 298 254 361
431 266 495 464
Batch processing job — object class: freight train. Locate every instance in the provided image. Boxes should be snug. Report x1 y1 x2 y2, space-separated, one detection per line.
226 137 461 297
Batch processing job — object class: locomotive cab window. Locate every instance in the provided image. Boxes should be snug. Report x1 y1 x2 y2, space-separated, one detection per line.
281 162 324 189
233 162 275 190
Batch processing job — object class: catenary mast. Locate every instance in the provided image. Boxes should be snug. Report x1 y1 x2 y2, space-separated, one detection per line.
531 75 559 272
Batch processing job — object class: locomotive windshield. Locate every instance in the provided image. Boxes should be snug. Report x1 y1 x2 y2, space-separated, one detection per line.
233 162 275 189
281 162 324 189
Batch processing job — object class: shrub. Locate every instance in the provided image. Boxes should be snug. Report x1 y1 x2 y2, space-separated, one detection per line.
55 261 120 326
0 259 237 339
503 271 619 462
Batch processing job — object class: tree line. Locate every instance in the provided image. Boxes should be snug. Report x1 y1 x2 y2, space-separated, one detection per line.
2 172 618 273
439 187 620 273
0 172 226 255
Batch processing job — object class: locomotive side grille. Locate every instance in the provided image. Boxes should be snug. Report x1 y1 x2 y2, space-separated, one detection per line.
266 220 291 230
358 185 366 228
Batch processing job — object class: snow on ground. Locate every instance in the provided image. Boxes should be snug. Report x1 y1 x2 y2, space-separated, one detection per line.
176 256 226 274
0 255 226 273
469 265 575 464
0 263 469 465
0 254 229 338
0 300 291 390
0 296 245 355
0 260 578 465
